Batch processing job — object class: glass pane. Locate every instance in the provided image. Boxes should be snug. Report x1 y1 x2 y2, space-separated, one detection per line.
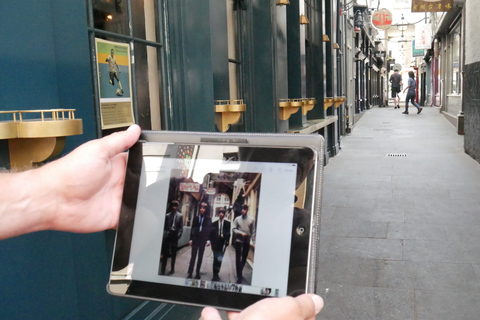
134 42 163 130
226 0 238 61
451 31 460 94
92 0 129 35
132 0 158 41
229 62 239 100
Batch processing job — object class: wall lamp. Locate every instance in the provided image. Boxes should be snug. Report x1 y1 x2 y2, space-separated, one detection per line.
276 0 290 5
300 14 309 25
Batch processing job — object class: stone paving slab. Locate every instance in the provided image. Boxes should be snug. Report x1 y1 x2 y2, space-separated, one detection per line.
318 106 480 319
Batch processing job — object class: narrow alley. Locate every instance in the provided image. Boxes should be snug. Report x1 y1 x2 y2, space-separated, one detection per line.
318 104 480 319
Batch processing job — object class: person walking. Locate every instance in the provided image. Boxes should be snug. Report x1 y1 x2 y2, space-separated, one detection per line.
402 71 423 115
389 68 402 109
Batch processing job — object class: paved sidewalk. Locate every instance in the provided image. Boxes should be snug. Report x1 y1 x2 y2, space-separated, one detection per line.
318 105 480 319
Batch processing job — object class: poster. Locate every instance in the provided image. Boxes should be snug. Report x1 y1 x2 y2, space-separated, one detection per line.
95 38 134 130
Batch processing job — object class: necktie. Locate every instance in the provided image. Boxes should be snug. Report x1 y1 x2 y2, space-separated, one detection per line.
199 216 203 232
172 214 175 228
219 221 223 237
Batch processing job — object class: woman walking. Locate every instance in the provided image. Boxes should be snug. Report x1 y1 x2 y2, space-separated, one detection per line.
402 71 423 114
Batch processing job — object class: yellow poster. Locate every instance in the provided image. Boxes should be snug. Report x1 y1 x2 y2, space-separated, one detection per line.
95 38 134 129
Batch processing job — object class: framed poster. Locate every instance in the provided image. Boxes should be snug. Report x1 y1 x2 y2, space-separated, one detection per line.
95 38 135 130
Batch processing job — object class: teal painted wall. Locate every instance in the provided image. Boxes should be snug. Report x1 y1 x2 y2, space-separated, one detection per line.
244 0 278 132
165 0 216 132
0 1 138 319
0 1 334 317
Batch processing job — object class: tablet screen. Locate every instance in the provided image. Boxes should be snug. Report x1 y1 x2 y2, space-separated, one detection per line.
109 139 318 310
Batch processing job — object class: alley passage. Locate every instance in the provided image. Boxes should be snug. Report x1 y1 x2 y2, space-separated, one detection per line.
318 105 480 319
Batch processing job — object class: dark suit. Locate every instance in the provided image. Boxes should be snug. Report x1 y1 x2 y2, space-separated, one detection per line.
187 214 212 277
210 219 231 279
160 211 183 274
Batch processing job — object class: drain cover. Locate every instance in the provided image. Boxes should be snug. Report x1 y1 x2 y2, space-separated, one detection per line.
387 153 407 157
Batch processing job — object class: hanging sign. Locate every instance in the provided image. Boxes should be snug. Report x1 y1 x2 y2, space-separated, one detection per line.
412 40 425 57
371 8 393 30
179 182 201 193
412 0 453 12
415 24 432 49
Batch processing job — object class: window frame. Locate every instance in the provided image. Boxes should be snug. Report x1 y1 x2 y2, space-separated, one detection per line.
85 0 166 136
448 20 461 95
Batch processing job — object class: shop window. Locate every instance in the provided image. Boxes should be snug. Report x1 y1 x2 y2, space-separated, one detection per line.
227 0 243 100
450 23 461 94
86 0 164 134
225 0 245 130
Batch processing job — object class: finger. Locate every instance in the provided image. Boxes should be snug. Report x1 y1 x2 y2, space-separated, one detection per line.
226 311 240 320
294 294 324 319
201 307 223 320
102 124 141 158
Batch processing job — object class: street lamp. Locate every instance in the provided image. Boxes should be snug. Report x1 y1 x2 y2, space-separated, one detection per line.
397 14 408 32
354 10 364 28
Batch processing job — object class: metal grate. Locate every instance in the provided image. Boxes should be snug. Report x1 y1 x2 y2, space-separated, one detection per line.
387 153 407 157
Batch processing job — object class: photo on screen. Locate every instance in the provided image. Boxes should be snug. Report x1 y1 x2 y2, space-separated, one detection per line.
157 170 261 288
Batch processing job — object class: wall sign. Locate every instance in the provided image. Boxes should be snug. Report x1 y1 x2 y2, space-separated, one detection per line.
412 0 453 12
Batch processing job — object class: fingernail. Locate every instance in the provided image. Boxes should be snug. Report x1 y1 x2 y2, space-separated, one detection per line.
311 295 324 314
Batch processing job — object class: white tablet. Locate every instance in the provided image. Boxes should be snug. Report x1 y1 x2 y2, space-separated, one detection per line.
108 130 324 311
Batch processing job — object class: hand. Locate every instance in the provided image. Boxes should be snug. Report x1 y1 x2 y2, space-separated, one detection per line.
0 125 141 240
45 124 141 233
206 240 211 247
189 240 193 246
201 294 323 320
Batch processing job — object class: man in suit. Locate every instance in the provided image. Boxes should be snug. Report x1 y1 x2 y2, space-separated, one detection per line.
210 207 231 281
187 201 212 279
160 200 183 275
232 204 255 284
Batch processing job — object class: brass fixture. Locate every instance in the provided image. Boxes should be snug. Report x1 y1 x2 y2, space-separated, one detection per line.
279 98 317 120
279 99 302 120
276 0 290 5
279 99 297 121
334 96 346 108
289 99 304 107
0 109 83 170
302 98 317 115
323 34 330 42
300 14 309 25
333 43 340 49
324 97 334 110
214 100 246 132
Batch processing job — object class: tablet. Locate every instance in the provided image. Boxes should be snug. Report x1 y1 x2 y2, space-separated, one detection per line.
108 130 324 311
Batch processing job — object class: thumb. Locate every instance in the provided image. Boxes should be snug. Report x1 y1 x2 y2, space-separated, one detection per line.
102 124 141 158
201 307 223 320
